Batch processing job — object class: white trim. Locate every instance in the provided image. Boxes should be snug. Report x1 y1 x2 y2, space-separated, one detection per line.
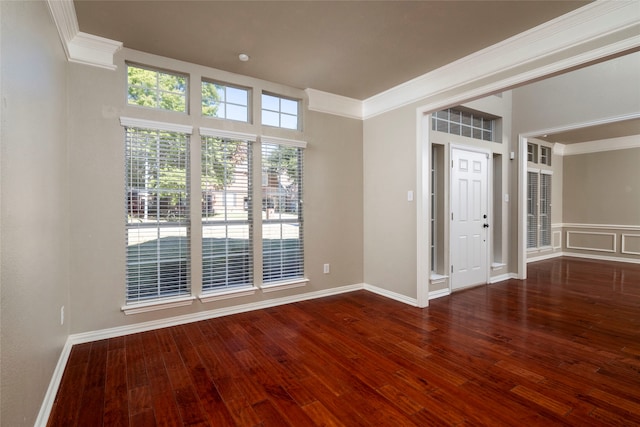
621 234 640 256
561 223 640 231
364 1 640 119
261 278 309 293
364 283 419 307
67 32 123 70
46 0 121 70
562 252 640 265
488 273 518 284
73 283 365 344
428 288 450 300
491 263 507 271
527 251 564 263
119 116 193 134
566 231 617 253
199 127 257 142
305 88 363 120
121 296 196 315
199 286 259 303
561 134 640 156
416 113 430 308
260 135 307 149
34 339 74 427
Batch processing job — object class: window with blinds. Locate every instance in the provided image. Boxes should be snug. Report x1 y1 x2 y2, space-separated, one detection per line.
125 127 190 303
539 173 552 247
527 170 552 250
201 135 253 291
527 171 539 249
262 142 304 283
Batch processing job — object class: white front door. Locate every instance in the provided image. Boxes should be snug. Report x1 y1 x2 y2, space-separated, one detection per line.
450 147 489 290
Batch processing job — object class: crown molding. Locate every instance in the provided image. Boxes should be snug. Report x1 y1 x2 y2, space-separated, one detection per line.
363 1 640 119
305 88 363 120
46 0 122 70
561 134 640 156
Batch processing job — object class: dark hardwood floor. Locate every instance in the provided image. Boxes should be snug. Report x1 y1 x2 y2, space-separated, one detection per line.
48 257 640 426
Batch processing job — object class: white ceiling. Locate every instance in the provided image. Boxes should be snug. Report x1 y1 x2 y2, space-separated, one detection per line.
73 0 589 100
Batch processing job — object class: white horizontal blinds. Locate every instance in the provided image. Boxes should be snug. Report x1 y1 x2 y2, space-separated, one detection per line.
262 142 304 283
539 173 552 247
201 136 253 291
527 171 539 249
125 127 190 303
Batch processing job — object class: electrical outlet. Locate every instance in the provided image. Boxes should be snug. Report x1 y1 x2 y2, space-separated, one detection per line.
323 263 330 274
60 306 65 326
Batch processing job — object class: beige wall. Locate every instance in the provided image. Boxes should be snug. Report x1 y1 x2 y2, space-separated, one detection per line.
0 1 70 425
363 104 418 298
563 147 640 225
561 146 640 261
66 48 364 333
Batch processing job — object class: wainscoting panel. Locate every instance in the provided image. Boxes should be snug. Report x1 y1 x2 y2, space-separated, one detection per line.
560 224 640 263
566 231 617 253
622 234 640 255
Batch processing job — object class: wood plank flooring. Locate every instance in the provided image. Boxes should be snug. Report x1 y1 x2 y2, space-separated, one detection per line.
48 257 640 426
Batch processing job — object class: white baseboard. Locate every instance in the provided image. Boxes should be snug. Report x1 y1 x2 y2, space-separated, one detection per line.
527 251 564 263
489 273 518 284
34 339 74 427
428 288 450 300
364 283 419 306
527 251 640 265
69 283 365 345
561 251 640 265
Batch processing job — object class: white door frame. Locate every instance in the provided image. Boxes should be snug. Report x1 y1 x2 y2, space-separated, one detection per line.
516 112 640 280
449 143 492 291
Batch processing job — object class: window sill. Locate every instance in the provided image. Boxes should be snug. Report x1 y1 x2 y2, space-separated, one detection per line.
430 273 448 282
261 278 309 293
121 295 195 315
199 286 259 303
491 262 507 270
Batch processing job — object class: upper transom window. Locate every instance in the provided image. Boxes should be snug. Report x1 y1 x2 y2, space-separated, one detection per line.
432 107 496 142
127 64 188 113
261 93 300 130
202 81 250 123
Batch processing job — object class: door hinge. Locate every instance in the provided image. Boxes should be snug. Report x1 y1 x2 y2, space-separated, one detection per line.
451 265 454 273
451 212 454 220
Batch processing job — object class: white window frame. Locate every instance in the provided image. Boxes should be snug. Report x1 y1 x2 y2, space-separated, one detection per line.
201 80 250 123
527 167 553 251
261 136 307 289
121 117 194 313
261 93 300 130
126 63 188 113
200 128 255 295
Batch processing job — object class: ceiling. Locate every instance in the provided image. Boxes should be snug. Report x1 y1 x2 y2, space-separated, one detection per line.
74 0 590 100
536 118 640 145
